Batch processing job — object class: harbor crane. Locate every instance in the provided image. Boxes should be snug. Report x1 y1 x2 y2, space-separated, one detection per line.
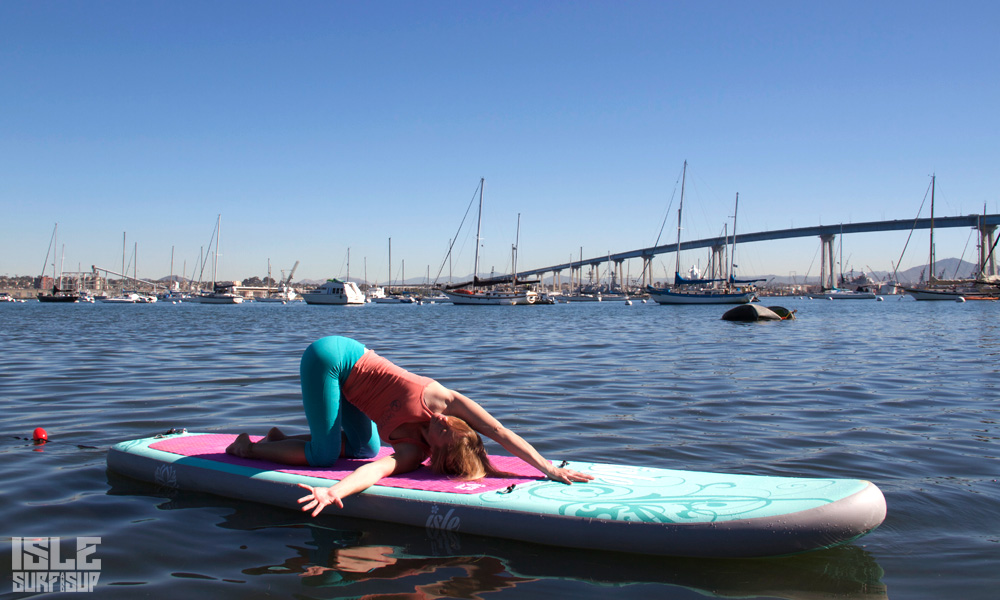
281 261 300 287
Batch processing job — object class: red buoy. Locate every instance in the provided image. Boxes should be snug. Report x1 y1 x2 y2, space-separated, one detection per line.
32 427 48 444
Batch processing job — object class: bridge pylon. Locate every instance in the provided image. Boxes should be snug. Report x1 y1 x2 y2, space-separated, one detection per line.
710 244 727 281
819 234 837 290
979 222 998 278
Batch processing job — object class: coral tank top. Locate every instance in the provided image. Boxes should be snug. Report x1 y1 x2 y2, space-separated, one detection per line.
342 350 434 448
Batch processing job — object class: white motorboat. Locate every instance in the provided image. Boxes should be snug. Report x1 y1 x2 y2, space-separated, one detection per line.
809 288 877 300
372 295 417 304
256 286 298 303
100 292 157 304
302 279 365 305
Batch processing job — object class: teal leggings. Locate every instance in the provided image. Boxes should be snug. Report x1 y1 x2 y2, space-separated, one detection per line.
300 336 381 466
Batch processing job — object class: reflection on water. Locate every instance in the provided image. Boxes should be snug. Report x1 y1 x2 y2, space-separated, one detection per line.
248 541 536 598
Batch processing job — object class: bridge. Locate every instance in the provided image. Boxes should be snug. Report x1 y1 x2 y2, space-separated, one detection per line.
515 214 1000 289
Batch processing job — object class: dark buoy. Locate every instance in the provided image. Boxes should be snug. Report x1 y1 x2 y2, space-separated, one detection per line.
766 306 796 320
722 304 782 321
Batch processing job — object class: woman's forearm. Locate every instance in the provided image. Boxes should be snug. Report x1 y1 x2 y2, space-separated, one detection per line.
491 427 556 477
489 427 593 484
329 457 398 499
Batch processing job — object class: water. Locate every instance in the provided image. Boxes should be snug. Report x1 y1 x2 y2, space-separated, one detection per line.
1 297 997 599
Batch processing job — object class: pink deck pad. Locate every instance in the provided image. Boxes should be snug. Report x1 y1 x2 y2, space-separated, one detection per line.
149 433 544 494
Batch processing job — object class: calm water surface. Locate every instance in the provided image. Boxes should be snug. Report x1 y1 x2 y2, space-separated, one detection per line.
1 297 997 599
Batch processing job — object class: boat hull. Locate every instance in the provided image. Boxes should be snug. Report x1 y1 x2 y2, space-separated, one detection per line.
810 291 877 300
193 294 244 304
303 296 365 305
902 287 996 301
646 287 755 305
37 294 80 303
372 296 416 304
442 290 537 305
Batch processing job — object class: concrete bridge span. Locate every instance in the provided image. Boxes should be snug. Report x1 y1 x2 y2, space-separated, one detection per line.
517 214 1000 288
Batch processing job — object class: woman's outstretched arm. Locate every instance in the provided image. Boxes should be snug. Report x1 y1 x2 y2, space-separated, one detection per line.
297 443 424 516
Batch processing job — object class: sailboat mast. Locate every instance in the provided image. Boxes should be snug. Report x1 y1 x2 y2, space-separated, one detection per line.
474 178 484 285
388 238 392 290
121 232 126 294
729 192 739 285
929 174 936 282
40 223 56 281
839 224 844 288
512 212 520 287
214 215 221 286
607 251 612 289
675 160 687 279
53 224 59 285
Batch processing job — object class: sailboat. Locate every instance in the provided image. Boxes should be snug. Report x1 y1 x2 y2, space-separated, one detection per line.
562 248 602 302
100 235 158 303
37 224 81 303
193 215 244 304
646 163 757 305
158 246 193 303
902 176 999 301
372 239 416 303
440 179 538 305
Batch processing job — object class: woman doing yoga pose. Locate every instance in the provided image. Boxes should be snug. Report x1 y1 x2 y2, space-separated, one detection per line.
226 336 592 516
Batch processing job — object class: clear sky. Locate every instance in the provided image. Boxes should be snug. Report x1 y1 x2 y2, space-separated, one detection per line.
3 1 998 285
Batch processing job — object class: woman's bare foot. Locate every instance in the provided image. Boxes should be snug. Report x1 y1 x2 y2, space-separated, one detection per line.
265 427 287 442
226 433 254 458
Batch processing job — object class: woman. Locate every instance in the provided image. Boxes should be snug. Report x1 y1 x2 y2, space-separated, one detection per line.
226 336 592 516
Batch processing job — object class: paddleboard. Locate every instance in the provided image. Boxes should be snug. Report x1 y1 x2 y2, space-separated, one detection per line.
107 431 886 558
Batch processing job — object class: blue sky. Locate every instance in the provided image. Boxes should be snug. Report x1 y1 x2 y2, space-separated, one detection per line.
3 1 998 284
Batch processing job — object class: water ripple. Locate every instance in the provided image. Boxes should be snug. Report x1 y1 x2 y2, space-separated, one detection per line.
2 299 998 599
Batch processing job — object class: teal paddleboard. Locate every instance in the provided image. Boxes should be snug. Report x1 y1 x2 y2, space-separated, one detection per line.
107 431 886 558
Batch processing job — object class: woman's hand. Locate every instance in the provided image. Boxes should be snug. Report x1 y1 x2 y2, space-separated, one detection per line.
297 483 344 516
547 467 594 484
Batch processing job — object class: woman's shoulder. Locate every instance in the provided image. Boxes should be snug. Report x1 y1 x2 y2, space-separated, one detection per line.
422 381 458 414
386 439 428 473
